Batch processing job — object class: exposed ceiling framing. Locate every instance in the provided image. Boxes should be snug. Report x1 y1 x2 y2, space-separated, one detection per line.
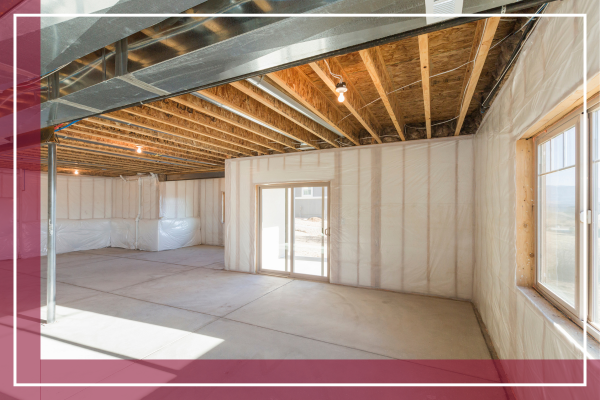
25 13 533 177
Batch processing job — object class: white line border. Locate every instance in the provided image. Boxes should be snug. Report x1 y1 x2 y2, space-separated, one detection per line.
12 12 588 387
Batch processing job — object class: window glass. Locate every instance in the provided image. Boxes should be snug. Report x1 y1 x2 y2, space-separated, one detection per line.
591 110 600 326
538 126 577 308
564 127 576 167
551 135 564 170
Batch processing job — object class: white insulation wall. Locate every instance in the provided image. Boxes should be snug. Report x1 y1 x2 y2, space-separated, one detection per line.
2 171 224 259
473 0 598 373
224 136 474 299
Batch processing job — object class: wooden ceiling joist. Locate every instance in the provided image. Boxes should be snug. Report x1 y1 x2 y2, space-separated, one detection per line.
146 99 285 153
200 85 322 149
73 122 226 163
267 68 360 146
456 20 486 117
359 47 406 141
170 94 297 151
84 117 228 161
57 141 213 170
52 150 210 175
105 110 245 157
309 59 382 143
229 80 340 148
454 17 500 136
417 34 432 139
119 106 265 156
60 127 224 166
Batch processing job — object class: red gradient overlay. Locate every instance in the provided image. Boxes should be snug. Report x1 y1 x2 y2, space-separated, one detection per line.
0 6 599 400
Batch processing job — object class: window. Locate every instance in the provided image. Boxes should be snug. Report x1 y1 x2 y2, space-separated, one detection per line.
536 121 579 311
302 187 313 197
590 105 600 331
535 98 600 341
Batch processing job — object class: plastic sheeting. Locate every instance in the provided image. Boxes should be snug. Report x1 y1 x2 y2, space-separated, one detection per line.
224 136 474 300
472 0 598 377
110 218 137 250
2 172 223 258
157 217 202 251
38 219 111 256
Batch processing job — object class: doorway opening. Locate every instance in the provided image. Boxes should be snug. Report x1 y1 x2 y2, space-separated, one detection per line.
258 182 330 281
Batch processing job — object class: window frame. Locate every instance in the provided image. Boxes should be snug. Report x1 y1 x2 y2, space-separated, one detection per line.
588 101 600 334
532 96 600 344
534 112 583 322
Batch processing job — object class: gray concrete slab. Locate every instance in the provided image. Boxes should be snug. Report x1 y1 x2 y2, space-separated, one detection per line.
41 292 216 359
145 318 391 360
46 257 195 292
226 280 492 360
35 245 497 375
112 268 291 316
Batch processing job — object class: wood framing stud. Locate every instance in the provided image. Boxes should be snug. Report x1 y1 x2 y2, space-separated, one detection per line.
359 47 406 141
516 139 535 287
454 17 500 136
418 34 432 139
310 59 382 143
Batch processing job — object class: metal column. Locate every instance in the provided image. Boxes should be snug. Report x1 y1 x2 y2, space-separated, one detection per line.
46 142 57 323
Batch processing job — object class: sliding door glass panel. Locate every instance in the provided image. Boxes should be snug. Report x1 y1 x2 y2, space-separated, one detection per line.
293 186 325 277
592 109 600 327
538 127 577 307
260 188 288 272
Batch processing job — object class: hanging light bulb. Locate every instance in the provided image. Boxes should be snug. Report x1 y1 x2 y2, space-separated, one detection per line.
136 146 142 154
74 170 79 175
335 81 347 103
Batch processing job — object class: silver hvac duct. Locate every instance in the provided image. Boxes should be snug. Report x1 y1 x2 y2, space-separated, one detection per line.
12 0 550 130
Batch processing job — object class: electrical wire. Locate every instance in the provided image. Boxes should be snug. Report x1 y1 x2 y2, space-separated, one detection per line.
334 14 540 126
54 119 80 132
405 116 459 130
324 59 343 83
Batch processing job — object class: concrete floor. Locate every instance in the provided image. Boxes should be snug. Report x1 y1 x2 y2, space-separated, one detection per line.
12 246 495 370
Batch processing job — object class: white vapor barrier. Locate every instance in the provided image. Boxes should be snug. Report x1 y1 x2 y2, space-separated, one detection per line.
159 179 201 219
40 173 113 220
199 178 225 246
2 169 220 258
157 217 202 251
112 176 159 219
473 0 598 374
110 218 137 250
37 219 111 256
224 136 474 299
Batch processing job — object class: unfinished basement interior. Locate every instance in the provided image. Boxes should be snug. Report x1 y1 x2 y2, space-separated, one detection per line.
3 0 600 396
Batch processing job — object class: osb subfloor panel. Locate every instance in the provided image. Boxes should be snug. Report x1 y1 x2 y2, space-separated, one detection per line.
4 245 500 383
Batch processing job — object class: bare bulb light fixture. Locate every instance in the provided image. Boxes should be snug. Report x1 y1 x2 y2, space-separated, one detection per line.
136 146 143 154
335 82 347 103
74 170 79 175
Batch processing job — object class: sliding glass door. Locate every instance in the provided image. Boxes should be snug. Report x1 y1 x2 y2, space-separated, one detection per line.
259 183 329 280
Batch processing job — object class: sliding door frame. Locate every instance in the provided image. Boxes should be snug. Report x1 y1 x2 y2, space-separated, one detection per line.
257 181 331 282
